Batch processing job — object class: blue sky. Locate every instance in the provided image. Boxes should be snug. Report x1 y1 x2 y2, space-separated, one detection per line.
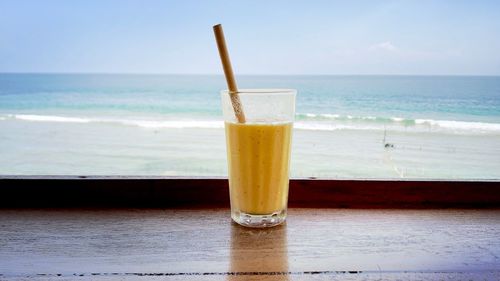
1 0 499 75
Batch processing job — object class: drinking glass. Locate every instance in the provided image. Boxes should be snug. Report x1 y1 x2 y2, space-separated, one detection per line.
221 89 296 227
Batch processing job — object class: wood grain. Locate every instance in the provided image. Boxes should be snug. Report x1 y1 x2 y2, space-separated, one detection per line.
0 208 499 280
0 176 499 208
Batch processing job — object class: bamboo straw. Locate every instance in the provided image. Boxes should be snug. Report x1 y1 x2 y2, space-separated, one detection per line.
213 24 246 123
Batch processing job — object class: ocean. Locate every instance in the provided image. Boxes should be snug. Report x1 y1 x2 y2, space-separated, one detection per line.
1 74 499 178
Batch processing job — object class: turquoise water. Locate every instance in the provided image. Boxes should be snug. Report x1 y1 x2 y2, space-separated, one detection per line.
2 74 500 122
1 74 499 178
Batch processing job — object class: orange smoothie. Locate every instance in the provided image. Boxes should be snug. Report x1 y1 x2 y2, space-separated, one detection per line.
225 122 293 215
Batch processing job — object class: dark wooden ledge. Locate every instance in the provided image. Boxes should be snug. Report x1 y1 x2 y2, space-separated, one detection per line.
1 176 499 208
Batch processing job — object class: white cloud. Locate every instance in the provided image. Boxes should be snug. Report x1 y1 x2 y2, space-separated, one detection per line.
369 41 397 51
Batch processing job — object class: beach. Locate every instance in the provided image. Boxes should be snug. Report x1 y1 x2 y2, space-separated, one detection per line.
1 74 499 179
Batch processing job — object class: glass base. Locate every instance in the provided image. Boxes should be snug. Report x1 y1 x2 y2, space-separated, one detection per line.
231 209 286 228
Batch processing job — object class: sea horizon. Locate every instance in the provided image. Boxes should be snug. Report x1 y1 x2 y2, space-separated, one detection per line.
1 72 500 77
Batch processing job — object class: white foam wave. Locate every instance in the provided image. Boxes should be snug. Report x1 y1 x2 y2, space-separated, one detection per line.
3 114 223 129
294 122 378 131
415 119 500 131
11 114 90 123
2 113 500 133
321 113 340 118
391 117 404 122
299 113 394 121
120 120 223 129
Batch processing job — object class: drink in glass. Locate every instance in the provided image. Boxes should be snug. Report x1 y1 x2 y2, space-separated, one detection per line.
221 89 296 227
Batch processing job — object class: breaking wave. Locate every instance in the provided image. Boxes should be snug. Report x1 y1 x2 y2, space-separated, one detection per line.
2 113 500 133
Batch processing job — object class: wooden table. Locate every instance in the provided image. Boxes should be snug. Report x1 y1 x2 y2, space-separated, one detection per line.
1 208 499 280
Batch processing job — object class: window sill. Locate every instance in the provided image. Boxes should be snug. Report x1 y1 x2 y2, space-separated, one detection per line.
1 176 499 208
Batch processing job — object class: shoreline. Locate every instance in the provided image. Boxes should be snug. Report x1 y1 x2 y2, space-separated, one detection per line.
1 119 499 179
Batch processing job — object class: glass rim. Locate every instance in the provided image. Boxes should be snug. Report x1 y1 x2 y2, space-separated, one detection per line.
221 89 296 95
